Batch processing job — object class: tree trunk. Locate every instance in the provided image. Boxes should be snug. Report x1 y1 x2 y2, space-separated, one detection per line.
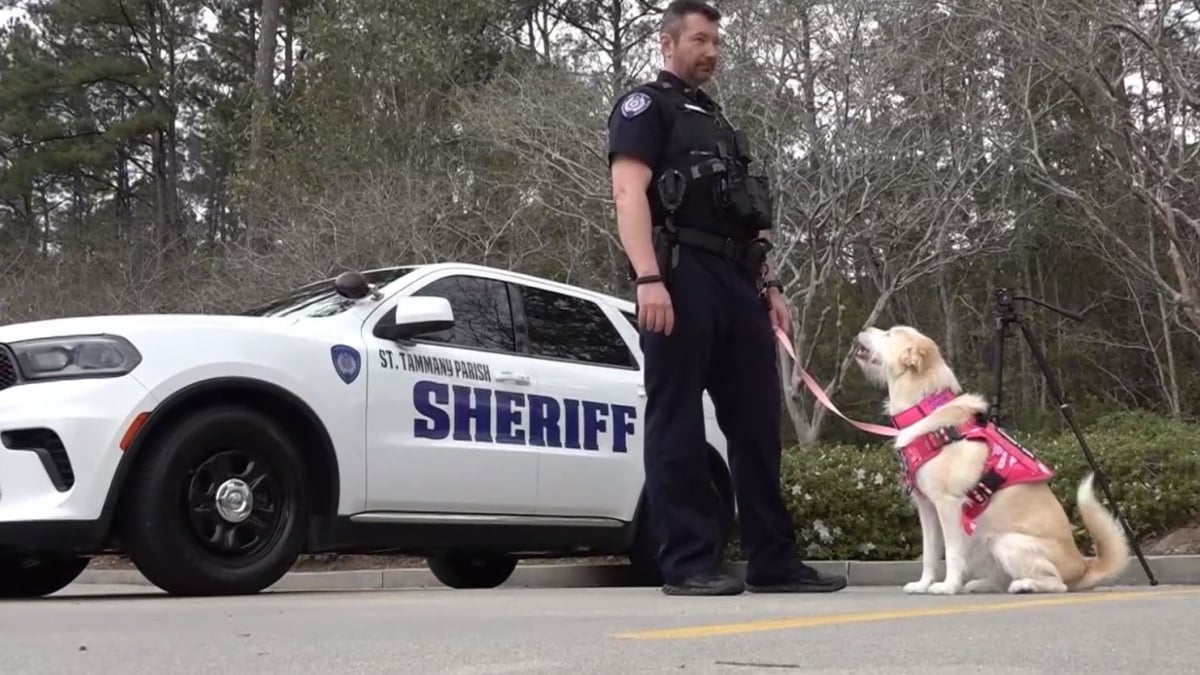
247 0 282 239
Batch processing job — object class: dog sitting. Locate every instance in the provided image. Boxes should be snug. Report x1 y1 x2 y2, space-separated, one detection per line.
851 324 1130 594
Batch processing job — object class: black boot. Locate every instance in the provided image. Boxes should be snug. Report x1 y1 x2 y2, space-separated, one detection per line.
662 570 746 596
746 565 848 593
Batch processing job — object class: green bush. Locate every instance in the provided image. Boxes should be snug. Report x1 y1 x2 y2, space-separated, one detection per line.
738 410 1200 561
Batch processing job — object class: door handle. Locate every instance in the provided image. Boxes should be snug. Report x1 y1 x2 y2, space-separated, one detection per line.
638 386 646 398
495 372 531 386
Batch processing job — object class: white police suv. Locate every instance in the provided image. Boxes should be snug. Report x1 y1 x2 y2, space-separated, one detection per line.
0 263 735 597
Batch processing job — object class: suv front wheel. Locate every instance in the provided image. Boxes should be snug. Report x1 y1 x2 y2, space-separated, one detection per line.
118 405 310 596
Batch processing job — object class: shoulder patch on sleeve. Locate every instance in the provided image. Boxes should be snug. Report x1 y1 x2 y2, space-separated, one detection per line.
619 91 652 119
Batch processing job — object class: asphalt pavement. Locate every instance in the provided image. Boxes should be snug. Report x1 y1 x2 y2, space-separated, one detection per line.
0 582 1195 674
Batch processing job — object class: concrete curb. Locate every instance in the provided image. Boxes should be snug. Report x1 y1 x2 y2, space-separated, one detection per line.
77 555 1196 591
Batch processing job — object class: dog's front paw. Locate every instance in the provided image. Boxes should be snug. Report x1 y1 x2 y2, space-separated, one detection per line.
927 581 962 595
903 579 933 594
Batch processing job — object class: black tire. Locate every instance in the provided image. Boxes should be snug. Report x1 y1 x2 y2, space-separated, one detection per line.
627 448 735 586
427 553 518 589
0 553 90 598
117 405 310 596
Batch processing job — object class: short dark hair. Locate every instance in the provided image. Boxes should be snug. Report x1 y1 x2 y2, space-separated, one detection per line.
661 0 721 39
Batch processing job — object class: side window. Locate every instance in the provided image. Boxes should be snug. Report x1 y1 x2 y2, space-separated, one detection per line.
407 275 516 352
518 284 637 368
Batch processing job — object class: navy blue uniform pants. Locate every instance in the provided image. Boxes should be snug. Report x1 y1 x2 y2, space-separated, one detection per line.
638 244 798 586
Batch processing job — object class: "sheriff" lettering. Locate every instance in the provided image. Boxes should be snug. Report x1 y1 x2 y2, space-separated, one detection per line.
411 380 637 453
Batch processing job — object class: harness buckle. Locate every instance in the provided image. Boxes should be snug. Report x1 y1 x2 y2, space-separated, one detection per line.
936 425 964 445
966 470 1005 506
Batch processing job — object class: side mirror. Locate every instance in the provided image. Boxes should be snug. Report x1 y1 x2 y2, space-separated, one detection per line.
373 296 454 341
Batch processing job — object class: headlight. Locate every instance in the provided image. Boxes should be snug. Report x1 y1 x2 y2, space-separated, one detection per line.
8 335 142 380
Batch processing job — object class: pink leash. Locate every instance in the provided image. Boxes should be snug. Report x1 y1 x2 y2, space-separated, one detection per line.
773 326 900 438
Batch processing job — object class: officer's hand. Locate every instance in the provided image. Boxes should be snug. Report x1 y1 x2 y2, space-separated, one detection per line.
638 281 675 335
767 288 791 337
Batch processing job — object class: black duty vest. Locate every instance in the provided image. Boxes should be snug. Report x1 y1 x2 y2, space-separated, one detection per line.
637 78 759 241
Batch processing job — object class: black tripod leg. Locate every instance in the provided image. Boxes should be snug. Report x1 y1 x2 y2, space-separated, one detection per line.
989 317 1008 425
1013 319 1157 585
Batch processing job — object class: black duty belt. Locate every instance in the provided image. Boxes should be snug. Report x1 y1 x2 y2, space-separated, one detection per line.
662 226 754 261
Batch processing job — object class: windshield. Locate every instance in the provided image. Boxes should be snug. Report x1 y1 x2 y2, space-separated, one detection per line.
241 267 420 318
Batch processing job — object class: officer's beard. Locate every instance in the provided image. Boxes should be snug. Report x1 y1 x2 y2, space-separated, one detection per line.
681 58 716 86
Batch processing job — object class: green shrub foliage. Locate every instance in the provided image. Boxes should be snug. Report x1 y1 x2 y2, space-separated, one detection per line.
743 410 1200 561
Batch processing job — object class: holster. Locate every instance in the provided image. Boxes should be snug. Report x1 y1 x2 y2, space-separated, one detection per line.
742 237 772 280
652 225 679 287
649 170 688 287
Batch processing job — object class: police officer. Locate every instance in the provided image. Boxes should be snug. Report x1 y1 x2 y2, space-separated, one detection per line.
607 0 848 596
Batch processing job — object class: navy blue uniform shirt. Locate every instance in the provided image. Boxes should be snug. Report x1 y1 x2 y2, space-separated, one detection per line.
606 70 718 169
606 70 736 237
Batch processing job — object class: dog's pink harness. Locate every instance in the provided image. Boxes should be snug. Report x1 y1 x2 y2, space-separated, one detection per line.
891 390 1056 535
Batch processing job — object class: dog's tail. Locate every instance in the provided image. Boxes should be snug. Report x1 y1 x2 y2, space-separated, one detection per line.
1067 472 1131 591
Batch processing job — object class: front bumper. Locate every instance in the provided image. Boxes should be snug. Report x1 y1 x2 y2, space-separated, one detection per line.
0 373 157 551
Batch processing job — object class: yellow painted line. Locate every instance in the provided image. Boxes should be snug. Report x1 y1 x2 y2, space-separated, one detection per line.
613 587 1200 640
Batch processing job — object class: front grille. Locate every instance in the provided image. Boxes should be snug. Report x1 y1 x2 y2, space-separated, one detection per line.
0 347 16 392
1 429 75 491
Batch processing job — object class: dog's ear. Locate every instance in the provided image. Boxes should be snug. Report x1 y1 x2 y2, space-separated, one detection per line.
900 344 927 372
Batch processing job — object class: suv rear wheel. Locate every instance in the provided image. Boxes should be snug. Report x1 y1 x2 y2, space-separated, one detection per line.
427 552 519 589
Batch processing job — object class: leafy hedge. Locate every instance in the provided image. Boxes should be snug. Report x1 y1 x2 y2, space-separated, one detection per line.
732 410 1200 561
